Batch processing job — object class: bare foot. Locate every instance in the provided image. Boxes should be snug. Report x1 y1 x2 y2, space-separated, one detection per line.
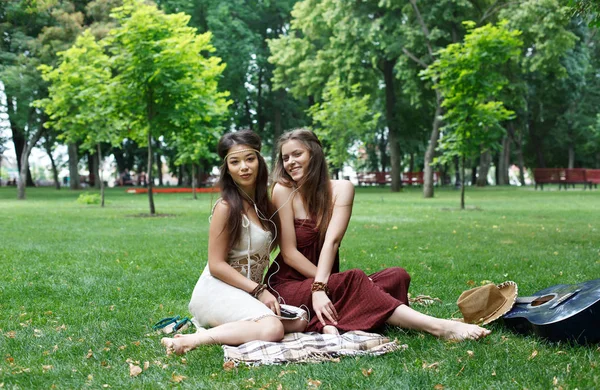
322 325 340 335
161 329 212 355
441 320 491 341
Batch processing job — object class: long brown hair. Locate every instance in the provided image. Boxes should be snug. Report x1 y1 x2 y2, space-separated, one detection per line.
217 130 277 251
272 129 332 244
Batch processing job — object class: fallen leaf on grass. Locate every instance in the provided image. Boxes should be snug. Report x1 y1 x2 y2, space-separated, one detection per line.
86 349 93 359
466 350 474 358
423 362 440 370
553 377 558 386
171 373 186 383
434 385 444 390
529 350 538 360
55 324 66 332
466 280 475 286
307 379 322 388
361 368 373 377
5 356 14 364
129 363 142 377
144 361 149 370
277 385 283 390
42 365 53 372
87 375 93 381
278 370 297 377
34 329 43 337
102 385 110 388
223 361 235 371
5 331 16 338
492 371 496 376
131 341 140 346
118 345 127 351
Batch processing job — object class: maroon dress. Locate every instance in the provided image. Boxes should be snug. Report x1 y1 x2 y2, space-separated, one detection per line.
265 218 411 333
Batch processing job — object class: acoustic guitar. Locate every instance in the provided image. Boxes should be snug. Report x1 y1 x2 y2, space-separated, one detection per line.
501 279 600 344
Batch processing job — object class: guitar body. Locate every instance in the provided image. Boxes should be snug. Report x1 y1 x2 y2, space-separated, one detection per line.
501 279 600 344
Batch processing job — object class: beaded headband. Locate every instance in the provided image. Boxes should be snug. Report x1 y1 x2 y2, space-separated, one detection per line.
224 148 260 160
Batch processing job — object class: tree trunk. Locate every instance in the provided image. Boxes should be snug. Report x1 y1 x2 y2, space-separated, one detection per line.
454 156 461 188
245 99 253 131
45 143 61 190
93 152 100 189
477 150 491 187
68 143 81 190
271 91 284 166
507 122 526 186
147 133 156 215
378 129 388 172
98 144 105 208
177 165 183 186
257 68 265 134
497 135 511 185
10 121 35 187
423 91 442 198
17 128 44 200
383 59 401 192
461 155 466 210
192 163 197 200
568 144 575 169
529 121 545 168
471 160 477 186
156 140 163 186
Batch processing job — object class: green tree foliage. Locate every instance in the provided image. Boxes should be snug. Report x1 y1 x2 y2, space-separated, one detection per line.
36 30 121 206
422 21 522 208
108 0 230 214
308 80 379 172
500 0 581 168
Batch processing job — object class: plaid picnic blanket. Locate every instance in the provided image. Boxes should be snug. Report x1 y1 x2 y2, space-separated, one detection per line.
222 331 405 366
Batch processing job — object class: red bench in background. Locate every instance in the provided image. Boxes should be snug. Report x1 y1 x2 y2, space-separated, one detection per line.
533 168 599 190
401 171 441 186
533 168 563 190
586 169 600 189
357 172 390 186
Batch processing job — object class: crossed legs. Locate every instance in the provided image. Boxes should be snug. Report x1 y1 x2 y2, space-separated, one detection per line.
161 315 307 355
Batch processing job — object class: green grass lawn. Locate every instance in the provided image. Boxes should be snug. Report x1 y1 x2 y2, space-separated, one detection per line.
1 185 599 389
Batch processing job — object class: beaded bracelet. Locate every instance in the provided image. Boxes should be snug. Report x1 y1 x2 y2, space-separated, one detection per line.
251 283 267 298
311 281 330 296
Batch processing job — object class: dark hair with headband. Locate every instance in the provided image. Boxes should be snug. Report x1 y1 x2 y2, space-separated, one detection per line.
272 129 332 244
217 130 277 251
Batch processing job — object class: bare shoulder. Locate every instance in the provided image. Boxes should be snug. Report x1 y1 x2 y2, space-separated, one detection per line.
272 183 295 202
331 180 355 204
212 199 230 218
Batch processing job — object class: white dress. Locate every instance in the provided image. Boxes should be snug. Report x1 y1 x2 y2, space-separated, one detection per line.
188 212 275 328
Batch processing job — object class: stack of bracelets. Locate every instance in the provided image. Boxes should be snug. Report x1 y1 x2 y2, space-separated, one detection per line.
311 281 330 296
251 283 267 298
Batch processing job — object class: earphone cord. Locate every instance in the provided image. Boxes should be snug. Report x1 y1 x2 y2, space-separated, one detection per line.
232 181 311 322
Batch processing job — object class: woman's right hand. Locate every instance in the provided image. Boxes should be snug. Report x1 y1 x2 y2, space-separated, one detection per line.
312 291 338 327
258 290 281 316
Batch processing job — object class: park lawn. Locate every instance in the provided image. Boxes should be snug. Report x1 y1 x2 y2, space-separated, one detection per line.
0 185 599 389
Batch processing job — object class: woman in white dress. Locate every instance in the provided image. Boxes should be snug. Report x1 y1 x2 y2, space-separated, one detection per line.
162 130 307 354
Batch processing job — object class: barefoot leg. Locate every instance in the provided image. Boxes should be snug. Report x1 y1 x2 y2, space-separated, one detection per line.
386 304 491 341
161 316 285 354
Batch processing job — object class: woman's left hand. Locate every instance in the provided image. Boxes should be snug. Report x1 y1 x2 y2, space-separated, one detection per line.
312 291 338 327
258 289 281 316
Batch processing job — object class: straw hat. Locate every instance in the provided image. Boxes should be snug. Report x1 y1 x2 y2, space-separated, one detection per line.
456 281 518 325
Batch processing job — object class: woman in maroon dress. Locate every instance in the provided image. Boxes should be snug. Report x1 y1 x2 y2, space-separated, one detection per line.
265 129 490 340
